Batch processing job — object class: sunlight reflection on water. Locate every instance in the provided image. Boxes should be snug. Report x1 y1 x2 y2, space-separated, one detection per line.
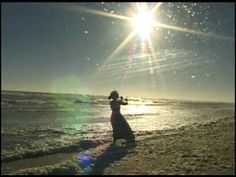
77 102 234 133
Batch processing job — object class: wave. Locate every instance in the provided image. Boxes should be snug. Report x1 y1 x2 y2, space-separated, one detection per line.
1 91 160 112
2 139 106 163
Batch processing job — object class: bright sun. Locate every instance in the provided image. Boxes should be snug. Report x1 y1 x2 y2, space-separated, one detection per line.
132 5 155 40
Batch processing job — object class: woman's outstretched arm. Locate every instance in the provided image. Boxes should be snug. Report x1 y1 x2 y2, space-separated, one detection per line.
119 97 128 105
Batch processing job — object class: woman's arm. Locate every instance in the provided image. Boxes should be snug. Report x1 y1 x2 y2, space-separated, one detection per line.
119 97 128 105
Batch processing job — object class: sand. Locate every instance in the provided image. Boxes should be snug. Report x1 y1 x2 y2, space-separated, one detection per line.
90 116 235 175
2 116 235 175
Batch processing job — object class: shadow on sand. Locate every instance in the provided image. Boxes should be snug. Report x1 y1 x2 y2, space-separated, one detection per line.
90 142 136 175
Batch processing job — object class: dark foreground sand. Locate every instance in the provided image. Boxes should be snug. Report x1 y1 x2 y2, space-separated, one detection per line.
90 116 235 175
2 116 235 175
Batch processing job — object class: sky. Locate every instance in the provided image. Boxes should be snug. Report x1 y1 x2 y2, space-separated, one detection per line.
1 2 235 102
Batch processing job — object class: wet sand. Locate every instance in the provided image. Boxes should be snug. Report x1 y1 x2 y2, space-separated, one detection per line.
2 116 235 175
90 116 235 175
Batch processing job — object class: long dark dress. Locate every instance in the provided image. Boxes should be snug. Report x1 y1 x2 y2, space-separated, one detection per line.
110 99 135 143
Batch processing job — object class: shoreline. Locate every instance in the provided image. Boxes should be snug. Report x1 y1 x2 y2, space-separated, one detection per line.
94 116 235 175
1 116 235 175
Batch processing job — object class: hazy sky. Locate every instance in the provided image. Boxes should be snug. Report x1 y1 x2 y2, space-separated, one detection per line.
2 2 235 102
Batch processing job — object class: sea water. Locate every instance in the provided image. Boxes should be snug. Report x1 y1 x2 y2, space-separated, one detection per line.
1 90 235 163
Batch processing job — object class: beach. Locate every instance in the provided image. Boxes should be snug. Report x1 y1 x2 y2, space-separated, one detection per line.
2 116 235 175
93 116 235 175
2 2 235 175
1 91 235 175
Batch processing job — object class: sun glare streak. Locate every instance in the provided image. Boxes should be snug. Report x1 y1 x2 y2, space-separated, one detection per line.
83 56 211 84
78 48 214 84
51 4 133 21
147 37 158 63
102 2 161 64
75 3 233 42
99 56 210 80
101 51 195 72
98 49 194 74
124 57 211 75
73 5 133 21
151 2 163 14
101 29 137 66
66 2 234 82
155 23 234 42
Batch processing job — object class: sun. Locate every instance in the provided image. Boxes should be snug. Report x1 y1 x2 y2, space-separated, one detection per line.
132 4 155 40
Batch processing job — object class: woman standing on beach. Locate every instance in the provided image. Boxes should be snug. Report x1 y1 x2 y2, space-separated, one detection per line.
108 91 135 144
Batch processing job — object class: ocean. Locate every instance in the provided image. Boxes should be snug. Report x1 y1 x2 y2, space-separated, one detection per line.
1 90 235 174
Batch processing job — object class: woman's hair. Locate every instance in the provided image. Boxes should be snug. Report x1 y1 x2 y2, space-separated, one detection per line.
108 90 119 100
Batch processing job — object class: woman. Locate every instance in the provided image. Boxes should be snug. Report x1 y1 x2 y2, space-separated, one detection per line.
108 91 135 144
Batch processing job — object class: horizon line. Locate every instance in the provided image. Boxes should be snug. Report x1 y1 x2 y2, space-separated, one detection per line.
1 89 234 104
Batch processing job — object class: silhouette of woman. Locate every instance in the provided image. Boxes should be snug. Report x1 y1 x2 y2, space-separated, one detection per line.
108 91 135 144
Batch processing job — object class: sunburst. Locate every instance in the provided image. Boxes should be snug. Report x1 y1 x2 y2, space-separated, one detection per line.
60 2 234 69
132 3 156 40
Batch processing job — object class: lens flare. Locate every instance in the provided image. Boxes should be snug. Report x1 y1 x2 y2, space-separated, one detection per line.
55 3 234 86
132 8 155 40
